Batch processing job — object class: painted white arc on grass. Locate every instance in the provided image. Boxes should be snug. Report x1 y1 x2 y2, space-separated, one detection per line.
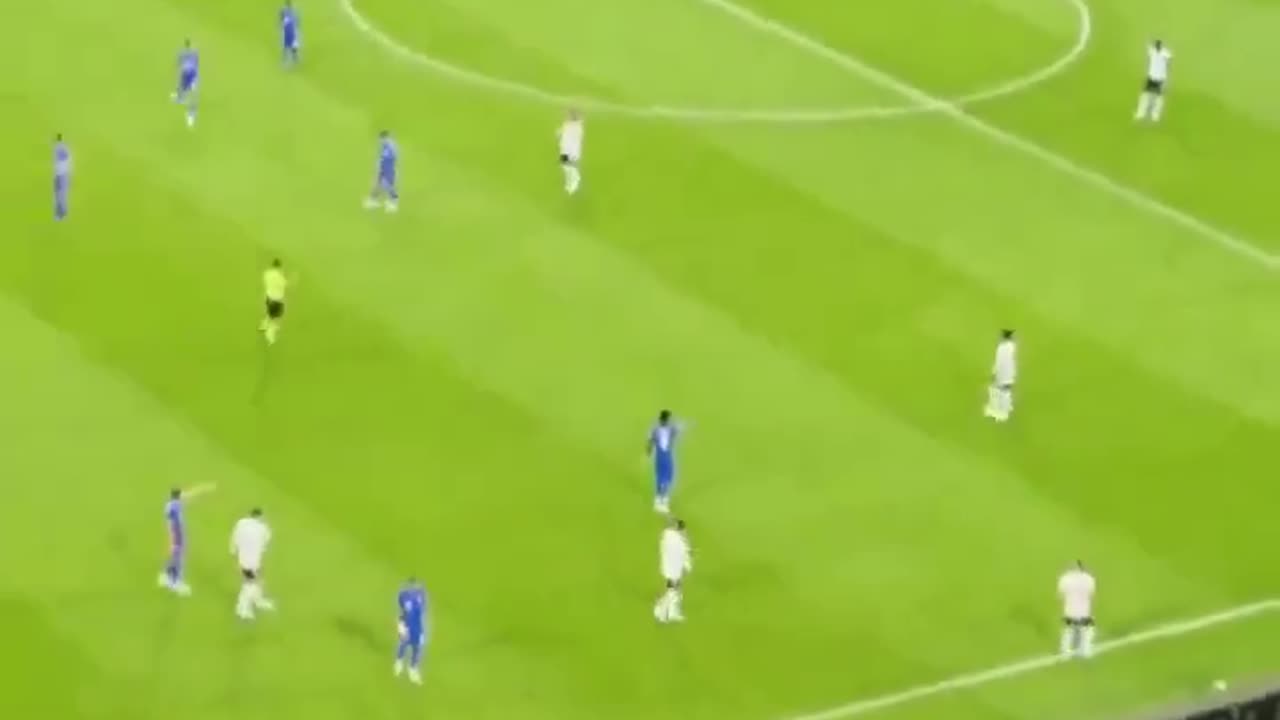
694 0 1279 269
784 599 1280 720
338 0 1092 124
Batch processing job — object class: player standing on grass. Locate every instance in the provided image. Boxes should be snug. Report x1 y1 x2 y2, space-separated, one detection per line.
172 39 199 128
1135 39 1172 123
983 329 1017 423
1058 561 1097 658
393 578 428 685
280 1 301 67
260 258 288 346
654 518 692 623
648 409 680 514
230 508 275 620
364 130 400 212
158 489 192 596
53 134 71 221
557 109 583 195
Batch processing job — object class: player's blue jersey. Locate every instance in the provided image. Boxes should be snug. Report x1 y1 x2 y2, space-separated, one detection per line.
280 6 299 49
53 142 71 179
178 47 199 91
378 137 398 181
165 497 185 549
398 584 427 640
649 422 678 478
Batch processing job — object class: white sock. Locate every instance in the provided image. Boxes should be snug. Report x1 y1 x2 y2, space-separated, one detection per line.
1080 626 1095 657
999 388 1014 418
1151 96 1165 122
236 584 254 617
1060 626 1075 655
670 590 683 619
264 323 279 345
565 166 581 193
985 386 999 415
1135 93 1151 120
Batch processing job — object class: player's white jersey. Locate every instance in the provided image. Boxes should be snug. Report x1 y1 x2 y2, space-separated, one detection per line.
660 527 692 582
1058 568 1096 620
230 516 272 571
1147 44 1172 82
558 119 584 163
992 339 1017 386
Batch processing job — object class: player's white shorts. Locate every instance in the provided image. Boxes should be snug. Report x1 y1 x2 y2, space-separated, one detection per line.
238 551 264 578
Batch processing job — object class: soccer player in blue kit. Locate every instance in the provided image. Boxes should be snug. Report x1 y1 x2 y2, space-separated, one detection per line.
158 489 192 596
393 578 428 684
363 130 399 212
53 134 71 221
172 39 199 128
648 409 681 514
280 1 300 67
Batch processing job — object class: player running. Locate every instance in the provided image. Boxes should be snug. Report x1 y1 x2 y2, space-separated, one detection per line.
280 1 300 67
157 488 192 596
647 409 681 513
653 518 692 623
53 134 71 221
230 508 275 620
393 578 429 685
260 258 288 346
1058 561 1097 658
983 329 1017 423
172 39 199 128
1135 39 1172 123
364 130 399 212
557 109 583 195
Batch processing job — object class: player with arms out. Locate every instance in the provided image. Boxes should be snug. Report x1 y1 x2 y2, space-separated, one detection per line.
557 109 583 195
230 507 275 620
1058 560 1097 658
363 130 399 212
653 518 692 623
983 329 1016 423
1135 39 1172 123
157 488 192 596
280 1 301 67
647 409 681 514
260 258 288 346
53 134 71 221
393 578 429 685
172 39 199 128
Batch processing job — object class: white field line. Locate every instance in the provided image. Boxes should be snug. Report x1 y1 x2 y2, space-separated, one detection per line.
784 599 1280 720
696 0 1280 270
338 0 1090 125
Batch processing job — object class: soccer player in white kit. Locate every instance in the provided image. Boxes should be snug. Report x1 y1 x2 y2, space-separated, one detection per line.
557 110 584 195
1135 39 1173 122
654 518 692 623
984 329 1017 423
1058 561 1097 657
230 507 276 620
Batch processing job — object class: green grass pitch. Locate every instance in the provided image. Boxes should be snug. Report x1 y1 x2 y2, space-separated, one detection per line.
1 0 1278 718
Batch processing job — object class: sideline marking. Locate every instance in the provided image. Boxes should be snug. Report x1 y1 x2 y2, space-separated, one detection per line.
338 0 1091 124
697 0 1278 269
784 599 1280 720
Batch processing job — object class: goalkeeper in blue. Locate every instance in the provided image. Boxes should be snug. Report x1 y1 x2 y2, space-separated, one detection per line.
172 39 199 128
280 1 300 67
394 578 428 685
647 409 681 514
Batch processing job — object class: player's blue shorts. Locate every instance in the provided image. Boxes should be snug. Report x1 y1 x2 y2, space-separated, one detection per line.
179 72 198 94
655 456 674 487
54 175 67 194
284 30 298 50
